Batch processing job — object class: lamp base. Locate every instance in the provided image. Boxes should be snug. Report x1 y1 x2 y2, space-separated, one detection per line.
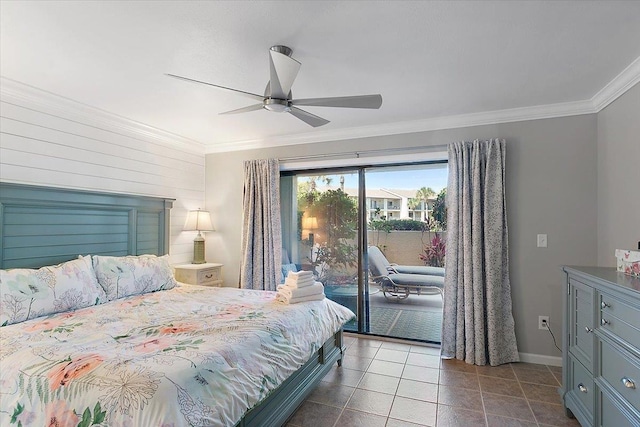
192 236 206 264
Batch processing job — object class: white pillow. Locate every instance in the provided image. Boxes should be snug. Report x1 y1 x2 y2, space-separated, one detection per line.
92 254 177 301
0 255 107 326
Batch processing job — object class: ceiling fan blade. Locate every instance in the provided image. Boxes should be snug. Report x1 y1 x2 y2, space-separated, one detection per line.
219 104 264 115
166 73 264 101
269 50 301 99
292 94 383 109
289 107 330 127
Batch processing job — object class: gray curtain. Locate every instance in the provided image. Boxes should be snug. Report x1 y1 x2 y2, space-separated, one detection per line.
240 159 282 291
441 139 519 366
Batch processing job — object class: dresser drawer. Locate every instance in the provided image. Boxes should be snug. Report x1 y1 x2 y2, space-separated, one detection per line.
570 356 595 417
599 389 640 427
600 340 640 411
599 292 640 354
198 268 221 284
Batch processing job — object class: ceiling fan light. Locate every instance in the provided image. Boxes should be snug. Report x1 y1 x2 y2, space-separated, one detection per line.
263 98 291 113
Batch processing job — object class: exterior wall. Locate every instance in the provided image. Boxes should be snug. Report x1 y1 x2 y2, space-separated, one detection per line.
206 113 599 359
368 230 446 266
596 82 640 266
0 80 206 264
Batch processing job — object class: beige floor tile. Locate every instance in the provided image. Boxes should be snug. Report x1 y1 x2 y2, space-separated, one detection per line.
437 385 484 412
438 370 480 390
440 359 477 374
334 408 387 427
396 378 439 402
386 418 430 427
402 364 439 383
511 362 550 372
486 414 538 427
306 382 355 408
381 341 414 351
321 366 365 387
407 352 441 368
478 375 524 398
476 364 516 380
435 405 486 427
520 382 564 405
287 400 342 427
346 388 394 416
348 345 381 359
529 401 581 426
389 396 438 426
514 368 560 386
410 345 441 356
341 354 373 371
375 348 410 363
368 359 405 377
482 392 535 421
357 372 401 394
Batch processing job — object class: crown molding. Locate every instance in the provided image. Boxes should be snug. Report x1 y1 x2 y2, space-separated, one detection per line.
0 76 206 155
591 56 640 112
205 99 597 153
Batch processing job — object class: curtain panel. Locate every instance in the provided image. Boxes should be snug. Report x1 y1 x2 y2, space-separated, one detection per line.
240 159 282 291
441 139 519 366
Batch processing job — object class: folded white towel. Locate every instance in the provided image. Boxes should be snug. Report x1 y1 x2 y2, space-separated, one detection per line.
278 282 324 299
287 270 313 280
276 292 325 304
284 276 314 288
289 293 325 304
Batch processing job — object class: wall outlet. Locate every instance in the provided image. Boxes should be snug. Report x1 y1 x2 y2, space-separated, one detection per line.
538 316 550 330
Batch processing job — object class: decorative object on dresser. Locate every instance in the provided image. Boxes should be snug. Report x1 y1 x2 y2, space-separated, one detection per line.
615 249 640 278
561 266 640 427
183 209 214 264
174 263 223 287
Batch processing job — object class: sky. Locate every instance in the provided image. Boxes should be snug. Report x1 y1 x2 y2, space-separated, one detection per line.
307 164 448 193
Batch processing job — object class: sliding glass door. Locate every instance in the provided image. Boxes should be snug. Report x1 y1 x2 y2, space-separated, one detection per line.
280 162 447 343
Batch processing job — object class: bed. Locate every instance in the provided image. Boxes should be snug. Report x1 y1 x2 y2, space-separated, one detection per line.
0 183 355 427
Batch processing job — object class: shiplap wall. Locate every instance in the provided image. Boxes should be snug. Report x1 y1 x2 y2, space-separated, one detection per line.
0 78 206 264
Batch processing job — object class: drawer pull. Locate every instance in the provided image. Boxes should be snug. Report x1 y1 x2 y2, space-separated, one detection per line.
601 318 609 326
601 301 610 309
578 383 588 393
621 377 636 389
205 274 213 279
584 326 593 333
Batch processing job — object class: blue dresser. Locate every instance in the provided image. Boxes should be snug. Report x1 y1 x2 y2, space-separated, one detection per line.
562 266 640 427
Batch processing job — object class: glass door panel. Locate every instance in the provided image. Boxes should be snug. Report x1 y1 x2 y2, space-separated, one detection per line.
293 172 360 331
364 164 447 343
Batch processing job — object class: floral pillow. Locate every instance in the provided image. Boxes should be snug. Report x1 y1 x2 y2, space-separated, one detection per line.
92 254 177 301
0 255 107 327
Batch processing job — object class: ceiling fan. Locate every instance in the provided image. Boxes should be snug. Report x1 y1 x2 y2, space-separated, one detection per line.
166 45 383 127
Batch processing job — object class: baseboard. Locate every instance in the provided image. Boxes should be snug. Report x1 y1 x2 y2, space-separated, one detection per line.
519 352 562 367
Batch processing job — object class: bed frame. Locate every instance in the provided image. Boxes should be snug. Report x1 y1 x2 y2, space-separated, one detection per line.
0 182 346 427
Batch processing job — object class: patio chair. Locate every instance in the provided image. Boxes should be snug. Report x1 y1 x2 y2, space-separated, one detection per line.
367 246 444 301
368 246 445 276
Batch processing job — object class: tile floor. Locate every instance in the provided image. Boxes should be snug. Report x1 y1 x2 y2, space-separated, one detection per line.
287 334 580 427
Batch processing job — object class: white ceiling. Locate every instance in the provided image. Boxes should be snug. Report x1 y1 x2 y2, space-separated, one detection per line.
2 1 640 152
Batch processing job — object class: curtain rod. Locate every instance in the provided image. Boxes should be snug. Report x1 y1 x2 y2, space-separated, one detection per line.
278 143 448 162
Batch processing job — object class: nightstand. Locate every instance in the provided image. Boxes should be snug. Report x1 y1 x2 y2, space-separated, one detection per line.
174 263 223 287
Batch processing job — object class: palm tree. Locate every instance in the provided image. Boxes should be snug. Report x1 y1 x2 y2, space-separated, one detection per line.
407 197 421 220
415 187 436 220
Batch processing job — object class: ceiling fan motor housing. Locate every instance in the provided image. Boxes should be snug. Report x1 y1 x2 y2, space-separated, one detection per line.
263 98 291 113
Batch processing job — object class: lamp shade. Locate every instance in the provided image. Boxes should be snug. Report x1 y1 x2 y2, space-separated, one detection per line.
184 210 214 232
302 216 318 230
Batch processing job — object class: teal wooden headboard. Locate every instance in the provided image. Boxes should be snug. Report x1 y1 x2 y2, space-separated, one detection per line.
0 183 174 269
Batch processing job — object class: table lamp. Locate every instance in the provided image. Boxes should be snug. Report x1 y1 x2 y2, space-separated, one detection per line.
184 209 214 264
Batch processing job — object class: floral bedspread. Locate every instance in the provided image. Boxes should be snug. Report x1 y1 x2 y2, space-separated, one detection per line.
0 285 355 427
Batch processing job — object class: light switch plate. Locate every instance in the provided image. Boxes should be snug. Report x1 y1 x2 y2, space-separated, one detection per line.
537 234 548 248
